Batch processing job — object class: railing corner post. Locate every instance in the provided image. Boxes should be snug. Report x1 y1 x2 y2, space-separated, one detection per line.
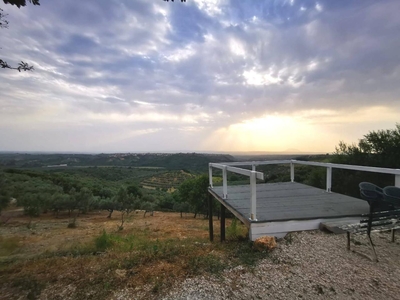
209 164 213 188
250 171 257 221
222 166 228 199
290 162 295 182
326 166 332 192
395 174 400 188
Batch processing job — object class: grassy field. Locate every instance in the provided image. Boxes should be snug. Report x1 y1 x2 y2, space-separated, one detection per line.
0 208 268 300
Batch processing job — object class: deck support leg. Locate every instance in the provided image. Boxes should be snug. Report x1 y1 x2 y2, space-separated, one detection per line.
208 193 213 242
367 234 378 262
220 204 225 242
347 232 350 250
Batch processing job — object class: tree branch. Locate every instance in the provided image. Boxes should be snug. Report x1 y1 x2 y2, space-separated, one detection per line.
0 8 8 28
0 59 34 71
2 0 40 8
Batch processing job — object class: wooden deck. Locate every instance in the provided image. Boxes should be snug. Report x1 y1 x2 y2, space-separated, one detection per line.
209 182 369 240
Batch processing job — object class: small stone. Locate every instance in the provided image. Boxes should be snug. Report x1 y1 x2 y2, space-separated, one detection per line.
253 236 277 252
115 269 127 278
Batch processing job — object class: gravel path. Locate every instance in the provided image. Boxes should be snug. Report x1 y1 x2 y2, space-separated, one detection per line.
161 230 400 300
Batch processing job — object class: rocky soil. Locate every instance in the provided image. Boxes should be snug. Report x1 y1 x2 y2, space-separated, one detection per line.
158 230 400 300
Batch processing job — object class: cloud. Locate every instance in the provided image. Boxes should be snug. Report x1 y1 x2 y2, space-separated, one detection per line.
0 0 399 152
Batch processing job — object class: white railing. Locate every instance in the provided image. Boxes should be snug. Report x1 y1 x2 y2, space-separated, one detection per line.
209 163 264 221
209 160 400 221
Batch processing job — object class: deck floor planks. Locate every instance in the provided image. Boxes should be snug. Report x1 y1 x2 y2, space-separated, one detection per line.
210 182 369 222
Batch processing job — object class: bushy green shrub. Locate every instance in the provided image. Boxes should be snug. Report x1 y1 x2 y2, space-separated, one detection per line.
94 230 114 252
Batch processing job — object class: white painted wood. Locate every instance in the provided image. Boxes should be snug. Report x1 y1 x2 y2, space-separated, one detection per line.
208 164 213 188
396 175 400 187
210 159 400 241
249 218 336 241
227 166 264 180
290 162 294 182
220 160 292 167
250 171 257 221
292 160 400 175
209 163 264 180
218 160 400 175
326 166 332 192
222 166 228 199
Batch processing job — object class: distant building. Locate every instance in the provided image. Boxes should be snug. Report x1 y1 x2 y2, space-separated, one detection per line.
46 164 68 168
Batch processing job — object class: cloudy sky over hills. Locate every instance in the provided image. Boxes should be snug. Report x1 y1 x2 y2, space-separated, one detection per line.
0 0 399 153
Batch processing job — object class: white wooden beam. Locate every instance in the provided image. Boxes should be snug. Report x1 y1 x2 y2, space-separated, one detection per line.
290 162 294 182
250 171 257 221
222 166 228 199
395 175 400 187
326 166 332 192
208 164 213 188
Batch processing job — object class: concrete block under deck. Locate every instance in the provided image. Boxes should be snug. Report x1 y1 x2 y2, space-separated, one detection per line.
208 182 369 240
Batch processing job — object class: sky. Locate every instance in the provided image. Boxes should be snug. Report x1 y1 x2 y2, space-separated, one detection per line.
0 0 399 153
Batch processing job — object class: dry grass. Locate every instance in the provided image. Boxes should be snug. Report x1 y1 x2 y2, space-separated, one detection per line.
0 210 265 300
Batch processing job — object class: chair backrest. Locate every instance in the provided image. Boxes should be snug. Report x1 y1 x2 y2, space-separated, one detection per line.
359 182 384 200
383 186 400 206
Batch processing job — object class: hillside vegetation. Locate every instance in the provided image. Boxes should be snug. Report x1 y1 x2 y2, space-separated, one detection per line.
0 152 235 172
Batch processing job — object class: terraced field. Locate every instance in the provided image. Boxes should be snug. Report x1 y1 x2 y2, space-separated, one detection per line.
141 170 194 190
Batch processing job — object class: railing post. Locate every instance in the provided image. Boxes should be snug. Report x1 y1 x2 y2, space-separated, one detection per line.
208 164 213 188
250 171 257 221
222 166 228 199
326 166 332 192
252 164 256 171
290 162 294 182
395 175 400 187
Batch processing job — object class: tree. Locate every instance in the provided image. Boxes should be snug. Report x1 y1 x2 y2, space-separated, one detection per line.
0 8 8 28
140 194 157 217
3 1 40 8
98 187 114 200
140 201 156 217
173 201 190 218
334 124 400 168
20 192 51 217
179 175 209 218
330 124 400 197
0 172 10 215
99 197 116 218
114 187 137 228
76 187 93 214
127 184 142 199
1 0 40 71
51 192 70 217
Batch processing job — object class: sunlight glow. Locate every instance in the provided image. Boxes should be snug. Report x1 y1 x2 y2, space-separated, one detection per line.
202 106 400 153
229 39 246 57
243 69 282 86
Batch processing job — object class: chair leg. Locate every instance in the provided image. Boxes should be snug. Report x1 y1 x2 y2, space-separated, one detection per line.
347 232 350 250
391 229 395 243
367 234 378 262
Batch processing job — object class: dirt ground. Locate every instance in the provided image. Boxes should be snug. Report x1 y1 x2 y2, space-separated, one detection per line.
0 208 227 256
0 208 241 300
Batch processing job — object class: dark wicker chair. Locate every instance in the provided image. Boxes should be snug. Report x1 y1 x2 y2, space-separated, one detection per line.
383 186 400 208
359 182 393 211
